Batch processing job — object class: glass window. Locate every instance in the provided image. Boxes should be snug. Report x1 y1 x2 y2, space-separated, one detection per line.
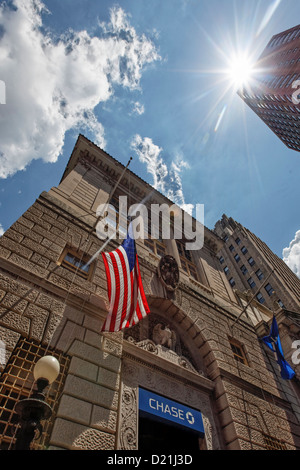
60 248 94 280
240 265 248 275
229 339 248 365
255 269 264 280
176 240 198 281
241 246 248 255
248 257 255 267
234 254 241 263
219 256 225 264
248 277 256 288
229 244 235 252
256 292 265 304
265 283 274 296
235 237 241 245
224 266 229 275
229 277 236 287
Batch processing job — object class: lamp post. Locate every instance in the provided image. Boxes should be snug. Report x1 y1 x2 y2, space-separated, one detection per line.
14 356 60 450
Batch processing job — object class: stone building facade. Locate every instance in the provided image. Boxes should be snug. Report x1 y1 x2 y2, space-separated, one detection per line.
0 134 299 450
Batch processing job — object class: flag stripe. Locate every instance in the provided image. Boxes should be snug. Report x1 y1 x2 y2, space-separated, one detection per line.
101 232 150 332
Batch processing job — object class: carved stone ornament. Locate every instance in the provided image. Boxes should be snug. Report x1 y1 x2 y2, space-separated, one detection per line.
158 255 179 291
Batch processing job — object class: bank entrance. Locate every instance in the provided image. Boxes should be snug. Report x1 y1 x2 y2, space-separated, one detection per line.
138 387 206 451
139 416 203 451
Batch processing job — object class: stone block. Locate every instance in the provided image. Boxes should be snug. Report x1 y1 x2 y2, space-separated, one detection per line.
57 395 92 426
91 405 117 433
68 340 121 373
64 374 119 410
69 356 98 382
50 418 115 450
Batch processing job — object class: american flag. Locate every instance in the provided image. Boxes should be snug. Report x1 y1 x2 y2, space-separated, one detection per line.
101 229 150 332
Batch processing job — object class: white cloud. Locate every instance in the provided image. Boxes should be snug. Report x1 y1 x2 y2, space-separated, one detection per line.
0 1 160 178
0 224 4 236
283 230 300 279
131 134 192 213
131 101 145 115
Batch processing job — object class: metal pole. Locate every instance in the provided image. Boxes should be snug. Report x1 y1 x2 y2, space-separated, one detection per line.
91 156 132 234
231 269 274 329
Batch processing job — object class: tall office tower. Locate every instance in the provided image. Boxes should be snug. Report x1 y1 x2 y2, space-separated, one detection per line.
0 135 299 451
238 24 300 151
214 214 300 314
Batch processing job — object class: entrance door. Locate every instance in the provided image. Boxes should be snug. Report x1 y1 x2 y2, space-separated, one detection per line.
139 416 203 451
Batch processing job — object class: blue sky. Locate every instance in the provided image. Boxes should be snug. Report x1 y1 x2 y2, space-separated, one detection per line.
0 0 299 277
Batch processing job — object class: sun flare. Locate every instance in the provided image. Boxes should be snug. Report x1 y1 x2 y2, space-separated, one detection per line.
226 54 255 90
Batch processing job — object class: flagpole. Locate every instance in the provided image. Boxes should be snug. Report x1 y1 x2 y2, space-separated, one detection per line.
230 269 275 330
89 156 132 235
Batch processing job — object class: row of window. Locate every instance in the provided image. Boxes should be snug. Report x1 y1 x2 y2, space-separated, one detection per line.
268 28 300 49
254 100 297 114
220 240 284 305
257 72 300 91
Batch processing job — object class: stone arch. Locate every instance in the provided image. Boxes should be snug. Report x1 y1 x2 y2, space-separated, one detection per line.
118 294 221 450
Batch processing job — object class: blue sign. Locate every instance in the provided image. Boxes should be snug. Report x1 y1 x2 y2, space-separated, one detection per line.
139 388 205 435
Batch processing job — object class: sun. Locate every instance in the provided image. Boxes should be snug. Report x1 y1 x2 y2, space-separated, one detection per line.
226 54 255 90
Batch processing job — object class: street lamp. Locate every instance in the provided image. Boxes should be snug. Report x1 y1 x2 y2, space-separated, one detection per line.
14 356 60 450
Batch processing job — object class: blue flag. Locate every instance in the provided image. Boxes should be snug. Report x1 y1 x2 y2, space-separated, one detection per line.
262 316 295 380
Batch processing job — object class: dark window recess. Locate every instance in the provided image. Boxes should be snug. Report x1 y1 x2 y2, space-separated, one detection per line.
240 265 248 275
248 257 255 267
255 269 264 280
241 246 248 254
235 237 241 245
256 292 265 304
229 277 236 287
219 256 225 264
224 266 229 275
229 340 248 365
265 283 275 296
61 251 91 279
248 277 256 289
234 254 240 263
229 245 235 252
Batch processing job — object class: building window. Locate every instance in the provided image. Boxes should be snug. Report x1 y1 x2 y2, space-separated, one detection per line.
0 337 70 450
247 277 256 289
265 283 274 296
229 277 236 287
224 266 229 275
263 434 287 451
219 256 225 264
229 339 248 365
256 292 265 304
241 246 248 255
234 254 241 263
248 257 255 267
240 265 248 275
223 235 229 242
255 269 264 280
235 237 241 245
176 241 199 281
278 299 285 309
229 244 235 252
59 247 94 280
144 237 167 258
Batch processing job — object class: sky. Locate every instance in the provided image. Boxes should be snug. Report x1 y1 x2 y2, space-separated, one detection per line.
0 0 299 278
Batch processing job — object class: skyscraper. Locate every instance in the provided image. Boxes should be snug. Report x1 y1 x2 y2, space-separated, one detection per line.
214 214 300 314
238 24 300 151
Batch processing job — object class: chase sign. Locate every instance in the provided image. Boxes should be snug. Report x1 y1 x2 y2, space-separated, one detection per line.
139 388 204 435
